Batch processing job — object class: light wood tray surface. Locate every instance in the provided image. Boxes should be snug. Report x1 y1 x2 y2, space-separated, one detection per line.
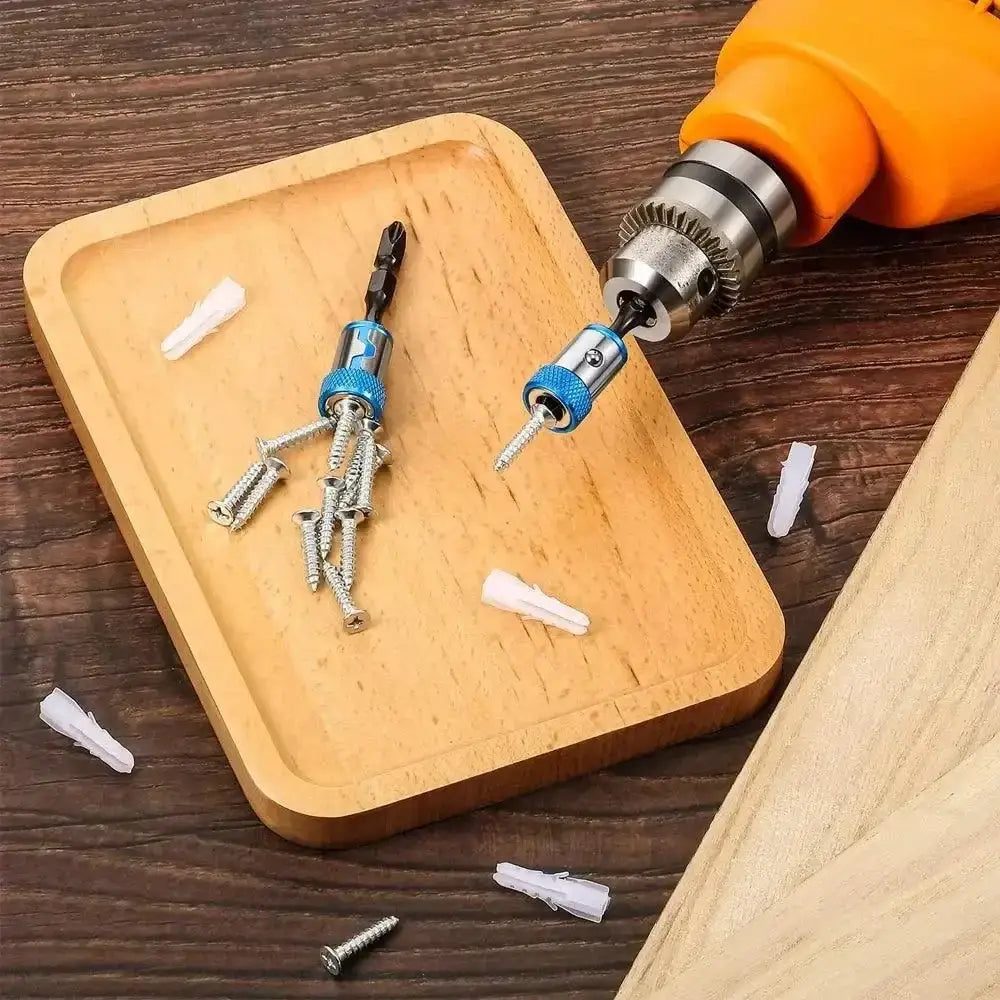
24 114 783 846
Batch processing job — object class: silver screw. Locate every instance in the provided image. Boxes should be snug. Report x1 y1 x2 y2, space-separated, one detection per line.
327 399 365 471
340 439 367 509
317 474 345 559
341 439 390 511
494 403 557 473
291 509 321 592
338 507 365 589
230 457 289 531
322 561 370 633
319 915 398 977
255 417 333 459
208 460 266 526
354 420 379 517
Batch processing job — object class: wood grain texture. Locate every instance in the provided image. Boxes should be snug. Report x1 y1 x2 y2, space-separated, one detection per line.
651 733 1000 1000
619 311 1000 998
1 0 998 997
24 113 782 845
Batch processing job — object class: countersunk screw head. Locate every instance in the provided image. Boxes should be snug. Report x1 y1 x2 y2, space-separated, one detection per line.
318 473 345 490
207 499 234 526
344 609 371 634
264 457 289 479
291 508 320 526
360 417 384 440
338 505 367 525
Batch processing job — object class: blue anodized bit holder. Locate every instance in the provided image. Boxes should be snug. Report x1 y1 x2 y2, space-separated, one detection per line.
521 323 629 432
317 319 392 421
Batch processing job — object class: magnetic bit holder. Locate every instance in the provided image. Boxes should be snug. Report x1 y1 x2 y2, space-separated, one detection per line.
317 221 406 420
494 297 650 472
39 687 134 773
767 441 816 538
493 863 611 923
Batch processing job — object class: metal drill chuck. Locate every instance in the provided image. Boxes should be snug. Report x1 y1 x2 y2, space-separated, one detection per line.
602 140 797 342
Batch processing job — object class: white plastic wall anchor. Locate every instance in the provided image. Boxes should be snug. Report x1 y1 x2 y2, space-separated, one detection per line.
481 569 590 636
39 687 134 773
160 277 246 360
493 863 610 922
767 441 817 538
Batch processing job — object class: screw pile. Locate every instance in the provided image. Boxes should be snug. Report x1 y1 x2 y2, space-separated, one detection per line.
204 222 405 635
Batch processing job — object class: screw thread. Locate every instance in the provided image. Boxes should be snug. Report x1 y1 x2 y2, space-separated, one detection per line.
494 407 548 472
328 406 360 471
209 460 266 524
340 441 366 508
319 483 343 559
258 417 333 458
355 430 378 511
297 518 321 592
231 468 281 530
320 915 399 977
340 516 359 589
323 561 361 616
335 916 399 963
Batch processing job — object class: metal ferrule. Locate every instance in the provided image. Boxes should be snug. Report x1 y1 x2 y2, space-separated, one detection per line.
523 324 628 432
602 140 797 342
331 320 393 382
317 320 393 419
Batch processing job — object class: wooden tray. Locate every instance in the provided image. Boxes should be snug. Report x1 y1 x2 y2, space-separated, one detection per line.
23 114 783 847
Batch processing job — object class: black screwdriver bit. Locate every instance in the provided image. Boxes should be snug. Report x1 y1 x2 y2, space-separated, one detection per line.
608 293 654 337
364 221 407 323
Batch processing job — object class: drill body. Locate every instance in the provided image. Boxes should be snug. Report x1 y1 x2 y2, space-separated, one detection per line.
496 0 1000 471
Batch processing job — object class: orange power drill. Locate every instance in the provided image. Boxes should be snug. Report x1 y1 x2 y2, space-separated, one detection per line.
495 0 1000 470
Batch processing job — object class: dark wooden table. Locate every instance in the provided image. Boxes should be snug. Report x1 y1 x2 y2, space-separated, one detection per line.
2 2 997 997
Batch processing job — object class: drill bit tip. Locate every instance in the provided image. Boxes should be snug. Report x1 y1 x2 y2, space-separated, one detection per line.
365 222 407 323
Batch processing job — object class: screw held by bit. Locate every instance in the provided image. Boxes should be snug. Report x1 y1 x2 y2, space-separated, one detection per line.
494 403 556 473
365 221 407 323
493 295 653 473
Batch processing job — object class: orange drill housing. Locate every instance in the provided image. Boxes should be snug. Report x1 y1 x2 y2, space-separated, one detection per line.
681 0 1000 244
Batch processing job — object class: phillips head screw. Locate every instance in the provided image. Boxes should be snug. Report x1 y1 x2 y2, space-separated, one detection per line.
317 474 346 560
208 460 266 526
256 417 333 460
320 915 399 977
337 506 366 590
322 561 370 633
230 457 289 531
291 509 321 592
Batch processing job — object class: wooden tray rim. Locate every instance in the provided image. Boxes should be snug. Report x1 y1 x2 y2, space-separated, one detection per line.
23 113 783 833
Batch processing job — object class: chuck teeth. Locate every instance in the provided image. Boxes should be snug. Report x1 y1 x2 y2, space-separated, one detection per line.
619 203 742 315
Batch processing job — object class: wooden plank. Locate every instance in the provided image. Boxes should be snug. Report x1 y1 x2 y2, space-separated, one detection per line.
648 733 1000 1000
619 309 1000 996
22 112 783 847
